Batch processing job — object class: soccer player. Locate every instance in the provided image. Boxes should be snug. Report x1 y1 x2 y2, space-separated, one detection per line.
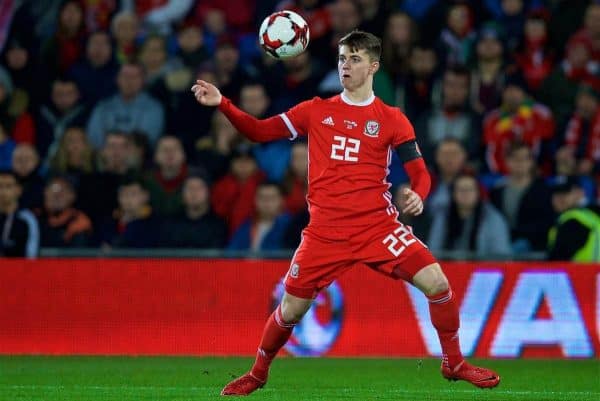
192 30 500 396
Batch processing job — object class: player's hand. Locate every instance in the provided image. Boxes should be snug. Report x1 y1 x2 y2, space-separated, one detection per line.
191 80 222 106
401 188 424 216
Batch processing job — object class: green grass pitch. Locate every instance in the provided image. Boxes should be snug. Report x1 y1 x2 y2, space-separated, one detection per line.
0 356 598 400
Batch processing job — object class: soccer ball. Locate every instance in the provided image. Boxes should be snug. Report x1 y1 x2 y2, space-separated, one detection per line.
259 10 310 59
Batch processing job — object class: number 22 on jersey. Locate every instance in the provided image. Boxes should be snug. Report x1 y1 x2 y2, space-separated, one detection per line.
330 135 360 162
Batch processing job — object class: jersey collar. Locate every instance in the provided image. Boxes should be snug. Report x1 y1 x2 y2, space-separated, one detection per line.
341 91 375 106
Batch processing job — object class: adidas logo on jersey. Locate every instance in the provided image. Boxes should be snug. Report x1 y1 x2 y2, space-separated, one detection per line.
321 116 335 126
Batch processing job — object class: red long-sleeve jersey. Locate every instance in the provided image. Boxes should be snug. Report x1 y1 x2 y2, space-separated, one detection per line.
219 93 430 227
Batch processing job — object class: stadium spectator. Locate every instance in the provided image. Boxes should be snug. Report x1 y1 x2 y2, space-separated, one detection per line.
560 85 600 176
283 141 308 214
270 50 325 111
123 0 194 36
110 11 140 64
357 0 390 38
539 34 600 125
77 131 133 225
436 3 476 67
549 145 596 202
153 64 209 158
192 0 255 35
239 82 271 119
100 179 161 248
138 35 182 95
36 77 88 162
128 132 152 172
195 8 227 56
12 144 44 210
548 176 600 261
68 31 119 107
374 11 418 105
396 44 438 121
274 0 332 47
514 9 554 93
470 22 506 115
176 22 208 69
162 173 227 249
415 65 480 164
483 0 528 53
86 63 165 149
239 82 291 182
40 1 86 78
208 36 248 100
0 39 42 110
228 182 291 251
0 170 39 258
0 121 16 171
381 11 418 80
38 176 93 247
79 0 120 32
145 136 187 217
427 138 469 216
48 126 95 184
211 145 266 234
311 0 361 68
490 143 554 252
483 72 555 174
428 172 511 256
195 111 242 181
568 3 600 62
0 66 35 144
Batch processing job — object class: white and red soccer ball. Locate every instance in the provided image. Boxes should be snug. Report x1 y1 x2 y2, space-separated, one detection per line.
259 10 310 59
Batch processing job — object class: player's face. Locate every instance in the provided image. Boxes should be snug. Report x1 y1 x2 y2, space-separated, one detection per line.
338 46 378 91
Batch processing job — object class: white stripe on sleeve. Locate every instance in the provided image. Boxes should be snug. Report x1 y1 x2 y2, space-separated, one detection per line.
279 113 299 141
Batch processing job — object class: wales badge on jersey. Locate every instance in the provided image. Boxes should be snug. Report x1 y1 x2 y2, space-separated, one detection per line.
364 120 380 137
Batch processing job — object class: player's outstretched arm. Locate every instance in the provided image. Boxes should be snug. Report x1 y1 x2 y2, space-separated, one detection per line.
191 80 291 143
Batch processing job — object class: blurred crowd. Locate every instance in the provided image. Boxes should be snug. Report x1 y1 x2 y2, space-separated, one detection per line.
1 0 600 260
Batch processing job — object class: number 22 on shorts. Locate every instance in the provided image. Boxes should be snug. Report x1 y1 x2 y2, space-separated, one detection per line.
382 225 422 257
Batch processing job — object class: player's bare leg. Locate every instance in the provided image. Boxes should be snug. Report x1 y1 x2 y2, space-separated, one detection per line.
412 263 500 389
221 292 312 396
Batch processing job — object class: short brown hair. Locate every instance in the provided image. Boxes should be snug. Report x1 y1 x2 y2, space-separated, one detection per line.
338 30 382 62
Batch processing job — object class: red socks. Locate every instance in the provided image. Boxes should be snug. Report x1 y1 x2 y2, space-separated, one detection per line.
427 288 464 369
250 305 297 381
250 290 462 379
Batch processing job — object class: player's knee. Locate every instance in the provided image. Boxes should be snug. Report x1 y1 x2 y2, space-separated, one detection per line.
280 294 311 323
280 303 307 323
427 274 449 296
413 263 449 296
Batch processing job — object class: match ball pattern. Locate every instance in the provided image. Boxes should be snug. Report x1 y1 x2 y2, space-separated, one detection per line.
259 10 310 59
